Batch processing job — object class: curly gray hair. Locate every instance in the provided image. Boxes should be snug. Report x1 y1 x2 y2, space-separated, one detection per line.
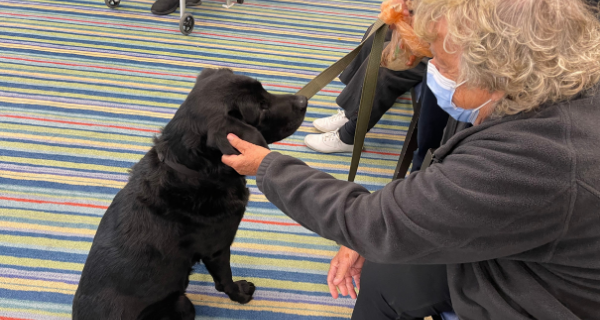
413 0 600 115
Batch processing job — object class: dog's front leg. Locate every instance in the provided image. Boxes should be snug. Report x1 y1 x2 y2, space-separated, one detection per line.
202 247 255 304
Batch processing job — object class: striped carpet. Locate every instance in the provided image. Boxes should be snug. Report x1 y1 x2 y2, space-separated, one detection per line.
0 0 414 318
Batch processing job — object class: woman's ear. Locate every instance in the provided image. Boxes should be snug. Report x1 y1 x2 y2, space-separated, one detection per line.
491 90 506 102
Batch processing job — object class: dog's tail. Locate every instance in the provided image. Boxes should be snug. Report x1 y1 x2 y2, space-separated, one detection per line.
136 292 195 320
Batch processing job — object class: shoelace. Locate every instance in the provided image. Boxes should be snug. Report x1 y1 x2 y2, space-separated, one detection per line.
322 131 340 142
326 109 346 123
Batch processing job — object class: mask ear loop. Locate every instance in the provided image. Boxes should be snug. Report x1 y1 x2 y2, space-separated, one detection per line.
449 80 468 109
468 98 494 124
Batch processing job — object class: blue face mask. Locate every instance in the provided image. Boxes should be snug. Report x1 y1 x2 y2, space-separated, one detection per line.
426 61 491 124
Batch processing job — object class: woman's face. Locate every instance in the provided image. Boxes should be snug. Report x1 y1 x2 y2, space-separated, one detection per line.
429 19 503 121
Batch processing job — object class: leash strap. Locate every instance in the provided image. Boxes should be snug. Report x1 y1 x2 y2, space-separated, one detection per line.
296 19 388 182
348 23 387 182
296 19 386 100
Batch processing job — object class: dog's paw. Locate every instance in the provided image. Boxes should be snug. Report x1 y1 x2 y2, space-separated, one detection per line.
225 280 255 304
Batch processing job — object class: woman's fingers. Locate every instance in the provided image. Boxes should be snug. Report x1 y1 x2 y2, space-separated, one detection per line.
333 255 352 286
221 154 239 169
354 274 361 291
221 134 271 175
346 276 357 299
327 259 340 299
226 133 249 153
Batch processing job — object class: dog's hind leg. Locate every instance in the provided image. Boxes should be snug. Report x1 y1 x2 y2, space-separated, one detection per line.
136 292 195 320
202 247 255 304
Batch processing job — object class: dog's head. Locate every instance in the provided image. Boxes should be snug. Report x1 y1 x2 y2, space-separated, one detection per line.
162 69 307 161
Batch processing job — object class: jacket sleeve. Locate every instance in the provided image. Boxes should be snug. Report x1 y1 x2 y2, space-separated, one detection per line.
256 134 571 264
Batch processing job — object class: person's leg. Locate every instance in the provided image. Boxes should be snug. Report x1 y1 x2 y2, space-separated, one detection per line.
411 71 448 172
310 26 394 135
151 0 200 15
351 262 452 320
339 25 394 85
337 62 426 145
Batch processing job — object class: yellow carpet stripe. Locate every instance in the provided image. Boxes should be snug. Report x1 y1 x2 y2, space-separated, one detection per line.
0 108 166 130
0 190 111 206
0 222 336 247
189 273 331 293
0 256 331 293
0 285 349 318
2 30 340 68
0 306 70 318
4 131 400 172
1 123 153 145
295 126 408 142
188 294 352 317
5 132 151 152
0 234 329 272
232 242 335 257
0 18 352 56
1 3 362 41
0 171 125 189
0 210 101 225
0 141 144 161
236 230 337 247
0 231 334 257
0 222 96 237
230 256 328 272
2 34 332 72
0 255 82 272
0 277 76 293
0 75 186 102
3 69 193 94
1 44 322 79
277 150 397 167
0 86 179 109
248 194 269 202
0 86 179 111
0 156 129 173
244 0 378 11
42 0 375 24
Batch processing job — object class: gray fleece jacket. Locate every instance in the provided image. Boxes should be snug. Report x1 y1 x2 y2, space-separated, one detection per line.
256 89 600 320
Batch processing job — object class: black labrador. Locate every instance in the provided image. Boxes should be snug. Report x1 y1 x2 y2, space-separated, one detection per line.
72 68 307 320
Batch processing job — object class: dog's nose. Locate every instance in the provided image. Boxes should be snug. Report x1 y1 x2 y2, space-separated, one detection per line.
294 95 308 110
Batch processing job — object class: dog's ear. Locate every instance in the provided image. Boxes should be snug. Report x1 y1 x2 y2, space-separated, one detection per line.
228 97 262 126
207 117 268 155
198 68 233 81
198 68 218 79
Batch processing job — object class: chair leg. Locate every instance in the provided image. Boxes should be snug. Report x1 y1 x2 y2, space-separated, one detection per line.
393 87 421 180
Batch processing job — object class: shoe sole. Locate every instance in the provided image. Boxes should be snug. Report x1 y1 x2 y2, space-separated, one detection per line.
303 136 353 154
151 0 200 15
312 121 346 133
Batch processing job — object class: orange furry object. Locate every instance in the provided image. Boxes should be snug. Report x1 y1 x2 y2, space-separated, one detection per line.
378 0 406 25
378 0 432 71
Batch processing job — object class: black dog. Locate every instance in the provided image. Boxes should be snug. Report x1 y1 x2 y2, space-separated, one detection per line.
72 68 307 320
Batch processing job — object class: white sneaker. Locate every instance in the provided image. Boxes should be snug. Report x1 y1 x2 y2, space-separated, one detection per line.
304 130 354 153
313 109 349 133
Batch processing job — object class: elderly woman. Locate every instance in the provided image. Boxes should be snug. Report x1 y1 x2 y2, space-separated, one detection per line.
222 0 600 319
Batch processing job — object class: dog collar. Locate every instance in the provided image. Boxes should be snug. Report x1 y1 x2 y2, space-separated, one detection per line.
157 151 204 178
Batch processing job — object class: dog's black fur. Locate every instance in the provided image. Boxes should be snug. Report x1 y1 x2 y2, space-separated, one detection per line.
72 68 307 320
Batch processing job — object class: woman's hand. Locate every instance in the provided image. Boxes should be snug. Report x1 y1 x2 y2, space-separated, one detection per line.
327 246 365 299
221 134 271 176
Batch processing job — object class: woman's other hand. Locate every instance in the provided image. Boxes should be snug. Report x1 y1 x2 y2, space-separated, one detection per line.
327 246 365 299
